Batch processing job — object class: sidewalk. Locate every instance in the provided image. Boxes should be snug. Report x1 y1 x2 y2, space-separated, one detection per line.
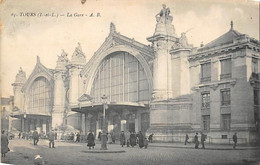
148 142 260 150
87 140 260 150
21 138 260 151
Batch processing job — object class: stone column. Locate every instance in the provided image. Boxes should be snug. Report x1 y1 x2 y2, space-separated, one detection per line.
36 119 42 133
21 118 25 132
29 119 34 131
81 113 86 134
121 120 126 131
8 116 13 132
42 120 47 134
24 119 29 132
52 71 66 129
108 119 114 133
96 120 100 139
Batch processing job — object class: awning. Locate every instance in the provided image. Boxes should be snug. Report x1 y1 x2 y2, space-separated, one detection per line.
71 101 149 114
10 112 51 120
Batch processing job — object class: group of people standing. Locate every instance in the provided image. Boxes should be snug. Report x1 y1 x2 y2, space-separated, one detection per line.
193 132 206 149
120 131 149 149
185 132 238 149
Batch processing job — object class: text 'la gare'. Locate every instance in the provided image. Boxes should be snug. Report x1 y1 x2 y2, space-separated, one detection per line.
67 12 101 17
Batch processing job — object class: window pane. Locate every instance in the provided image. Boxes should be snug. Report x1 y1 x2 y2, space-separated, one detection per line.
221 89 231 106
90 52 150 103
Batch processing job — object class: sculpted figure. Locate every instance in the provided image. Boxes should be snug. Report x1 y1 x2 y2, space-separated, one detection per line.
179 32 189 48
156 4 167 23
165 8 173 24
156 4 173 24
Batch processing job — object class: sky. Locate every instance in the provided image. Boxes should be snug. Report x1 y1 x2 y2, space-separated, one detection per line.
0 0 259 97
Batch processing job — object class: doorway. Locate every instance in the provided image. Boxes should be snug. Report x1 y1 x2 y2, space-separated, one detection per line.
128 123 135 133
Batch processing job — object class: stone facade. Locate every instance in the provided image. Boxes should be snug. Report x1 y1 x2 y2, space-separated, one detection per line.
8 5 260 143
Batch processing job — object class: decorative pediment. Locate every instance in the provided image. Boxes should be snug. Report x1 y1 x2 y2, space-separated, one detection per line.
22 56 54 92
78 94 93 102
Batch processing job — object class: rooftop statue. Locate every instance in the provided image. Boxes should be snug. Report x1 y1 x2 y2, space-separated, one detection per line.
156 4 173 24
71 42 86 65
179 32 189 48
15 67 26 83
73 42 85 57
57 49 69 63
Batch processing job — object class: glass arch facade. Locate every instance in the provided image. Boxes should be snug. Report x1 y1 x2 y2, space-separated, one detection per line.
27 77 52 115
90 51 150 103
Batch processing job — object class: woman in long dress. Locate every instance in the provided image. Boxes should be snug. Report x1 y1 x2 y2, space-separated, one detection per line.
1 130 9 157
120 131 125 147
87 131 95 149
107 133 112 144
130 132 136 147
138 131 144 148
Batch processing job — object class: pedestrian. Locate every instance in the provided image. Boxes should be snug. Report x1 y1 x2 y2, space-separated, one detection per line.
233 132 237 149
22 132 25 139
18 132 21 139
194 132 199 149
184 133 190 145
201 132 206 149
136 132 139 144
107 133 112 144
144 137 148 149
1 130 9 157
25 132 29 140
148 133 154 143
98 131 102 141
138 131 144 148
87 130 95 149
32 130 39 145
111 131 116 144
76 132 80 142
47 130 55 148
130 132 136 147
120 131 125 147
125 131 130 147
55 132 57 140
28 131 32 140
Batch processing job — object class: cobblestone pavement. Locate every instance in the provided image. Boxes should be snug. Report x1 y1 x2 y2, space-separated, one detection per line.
1 139 260 165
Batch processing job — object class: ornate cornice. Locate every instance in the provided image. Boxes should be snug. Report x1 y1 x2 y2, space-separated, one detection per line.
192 79 237 91
188 41 260 62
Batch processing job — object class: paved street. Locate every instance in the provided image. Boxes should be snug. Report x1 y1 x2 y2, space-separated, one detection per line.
1 139 260 165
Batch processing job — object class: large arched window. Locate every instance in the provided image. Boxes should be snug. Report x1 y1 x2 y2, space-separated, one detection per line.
90 51 150 103
28 77 52 115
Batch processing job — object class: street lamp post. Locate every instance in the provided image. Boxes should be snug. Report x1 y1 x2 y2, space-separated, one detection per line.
100 94 108 150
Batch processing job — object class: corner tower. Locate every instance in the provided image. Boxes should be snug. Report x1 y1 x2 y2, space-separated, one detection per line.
147 5 193 141
52 50 69 129
12 67 27 111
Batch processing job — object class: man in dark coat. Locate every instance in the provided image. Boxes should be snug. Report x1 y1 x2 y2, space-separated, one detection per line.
76 133 80 142
18 132 21 139
148 133 154 143
201 132 206 149
1 130 9 157
233 132 237 149
98 131 102 141
194 132 199 149
130 132 136 147
185 133 190 145
32 130 39 145
138 131 144 148
47 130 55 148
120 131 125 147
87 130 95 149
